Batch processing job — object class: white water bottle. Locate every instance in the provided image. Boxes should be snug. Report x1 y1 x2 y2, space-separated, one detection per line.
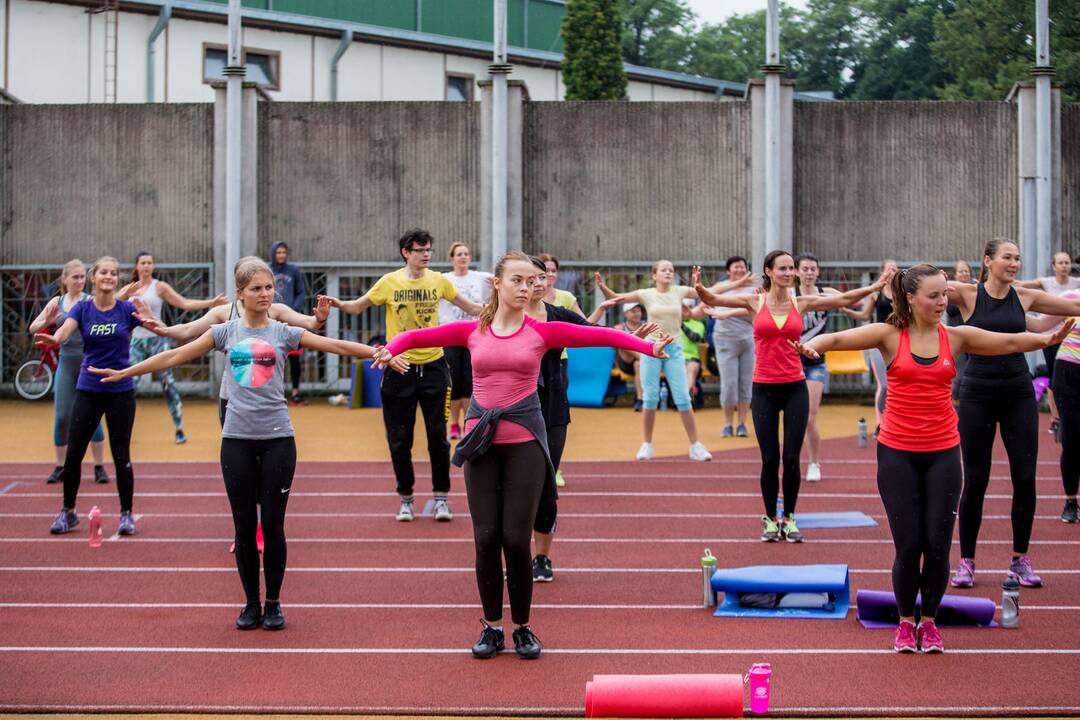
1001 573 1020 628
659 384 669 411
857 417 868 448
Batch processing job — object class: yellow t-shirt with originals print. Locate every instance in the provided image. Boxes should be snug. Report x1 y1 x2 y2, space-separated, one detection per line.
368 268 459 364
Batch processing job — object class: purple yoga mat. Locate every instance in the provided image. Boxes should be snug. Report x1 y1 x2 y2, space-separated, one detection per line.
856 589 998 628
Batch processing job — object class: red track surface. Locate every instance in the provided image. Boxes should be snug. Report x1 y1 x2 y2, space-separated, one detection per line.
2 430 1079 716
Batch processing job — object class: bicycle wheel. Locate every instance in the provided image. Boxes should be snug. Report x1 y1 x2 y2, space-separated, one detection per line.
15 360 53 401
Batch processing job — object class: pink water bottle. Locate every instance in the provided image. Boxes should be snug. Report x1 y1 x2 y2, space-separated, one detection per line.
747 663 772 714
88 506 103 548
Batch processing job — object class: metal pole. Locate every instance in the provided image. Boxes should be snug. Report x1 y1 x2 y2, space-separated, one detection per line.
490 0 510 264
224 0 245 299
1034 0 1053 277
763 0 781 252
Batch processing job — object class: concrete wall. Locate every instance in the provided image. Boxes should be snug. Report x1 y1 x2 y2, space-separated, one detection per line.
522 102 752 262
0 104 214 264
1063 103 1080 258
793 101 1018 263
257 102 481 263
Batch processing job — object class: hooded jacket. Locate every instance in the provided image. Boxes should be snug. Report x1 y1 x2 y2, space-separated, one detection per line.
270 241 306 312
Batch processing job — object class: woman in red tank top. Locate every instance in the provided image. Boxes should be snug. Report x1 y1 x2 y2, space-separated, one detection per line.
695 251 892 544
793 264 1072 654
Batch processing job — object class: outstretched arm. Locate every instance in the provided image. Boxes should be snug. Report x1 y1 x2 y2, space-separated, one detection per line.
271 298 328 332
158 281 228 312
152 303 230 341
384 321 477 356
34 317 79 347
950 321 1075 356
449 294 485 317
692 267 757 311
799 269 895 313
1020 287 1080 316
793 323 894 359
323 293 375 315
536 321 669 358
89 330 216 382
300 332 409 373
28 298 61 335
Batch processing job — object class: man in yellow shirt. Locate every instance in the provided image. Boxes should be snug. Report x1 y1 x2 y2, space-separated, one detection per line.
328 229 483 522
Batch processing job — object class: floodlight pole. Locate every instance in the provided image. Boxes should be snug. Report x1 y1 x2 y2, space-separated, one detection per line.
489 0 510 266
224 0 245 300
1034 0 1053 278
763 0 783 253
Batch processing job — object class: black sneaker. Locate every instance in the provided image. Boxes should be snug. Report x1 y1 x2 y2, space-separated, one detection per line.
532 555 554 583
471 620 504 659
1062 499 1079 524
46 466 63 484
512 625 542 659
175 430 187 445
235 602 261 630
93 465 111 484
262 601 286 630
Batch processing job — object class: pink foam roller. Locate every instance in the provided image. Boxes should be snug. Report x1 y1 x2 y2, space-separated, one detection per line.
585 674 744 718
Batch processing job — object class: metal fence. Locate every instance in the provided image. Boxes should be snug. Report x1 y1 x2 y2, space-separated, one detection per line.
0 265 215 394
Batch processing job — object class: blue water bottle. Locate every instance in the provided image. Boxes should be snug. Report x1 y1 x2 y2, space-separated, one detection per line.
660 384 669 411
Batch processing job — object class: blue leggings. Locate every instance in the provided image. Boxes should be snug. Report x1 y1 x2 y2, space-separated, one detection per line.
641 342 692 412
54 355 104 447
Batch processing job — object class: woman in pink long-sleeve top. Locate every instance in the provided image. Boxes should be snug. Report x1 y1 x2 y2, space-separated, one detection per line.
382 252 669 660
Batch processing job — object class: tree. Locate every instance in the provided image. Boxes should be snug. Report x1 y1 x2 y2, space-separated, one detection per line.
620 0 696 70
562 0 629 100
686 8 800 84
850 0 955 100
932 0 1079 101
785 0 866 98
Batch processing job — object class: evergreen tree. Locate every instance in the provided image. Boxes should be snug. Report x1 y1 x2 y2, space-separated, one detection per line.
562 0 629 100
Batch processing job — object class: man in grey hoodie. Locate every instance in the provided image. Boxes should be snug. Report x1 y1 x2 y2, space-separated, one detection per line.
270 242 308 404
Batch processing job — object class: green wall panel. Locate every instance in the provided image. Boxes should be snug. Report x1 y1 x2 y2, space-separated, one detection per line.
420 0 491 43
270 0 416 28
527 0 563 52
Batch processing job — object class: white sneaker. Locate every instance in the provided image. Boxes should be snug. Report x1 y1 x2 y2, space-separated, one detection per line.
635 442 654 461
806 463 822 482
689 442 713 462
433 499 453 521
395 500 415 522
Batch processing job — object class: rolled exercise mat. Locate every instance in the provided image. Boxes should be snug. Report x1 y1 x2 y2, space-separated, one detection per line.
585 674 744 718
711 564 850 619
856 589 997 628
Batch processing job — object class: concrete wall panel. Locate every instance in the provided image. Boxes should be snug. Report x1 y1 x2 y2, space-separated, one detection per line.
258 102 481 262
794 101 1017 263
0 104 214 264
166 17 226 103
1063 103 1080 258
380 46 444 101
8 0 88 103
523 102 752 262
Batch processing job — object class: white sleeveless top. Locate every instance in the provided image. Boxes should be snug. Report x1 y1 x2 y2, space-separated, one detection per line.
131 279 164 340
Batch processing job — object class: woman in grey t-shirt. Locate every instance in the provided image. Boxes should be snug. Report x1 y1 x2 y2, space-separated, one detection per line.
91 257 406 631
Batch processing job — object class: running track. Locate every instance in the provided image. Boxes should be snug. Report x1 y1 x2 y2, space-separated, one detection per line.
1 432 1079 716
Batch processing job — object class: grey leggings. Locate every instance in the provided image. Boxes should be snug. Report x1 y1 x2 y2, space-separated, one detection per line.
714 335 754 407
54 355 104 447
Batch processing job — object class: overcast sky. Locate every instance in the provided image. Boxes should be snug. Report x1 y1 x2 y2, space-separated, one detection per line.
683 0 808 27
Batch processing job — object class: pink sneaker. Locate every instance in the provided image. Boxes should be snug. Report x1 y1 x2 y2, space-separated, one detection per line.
950 558 974 588
917 620 944 653
450 423 461 440
1009 555 1043 587
893 620 917 653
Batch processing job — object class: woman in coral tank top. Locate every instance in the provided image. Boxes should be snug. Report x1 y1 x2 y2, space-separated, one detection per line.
792 264 1073 654
695 251 890 544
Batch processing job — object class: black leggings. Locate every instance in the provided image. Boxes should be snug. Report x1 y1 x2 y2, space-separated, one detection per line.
751 381 809 517
464 440 546 625
533 423 565 535
62 390 136 512
957 390 1038 557
877 443 962 619
381 361 451 496
288 353 301 393
220 436 297 604
1053 360 1080 497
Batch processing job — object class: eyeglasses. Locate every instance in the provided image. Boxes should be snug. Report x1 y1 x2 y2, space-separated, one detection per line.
408 246 434 255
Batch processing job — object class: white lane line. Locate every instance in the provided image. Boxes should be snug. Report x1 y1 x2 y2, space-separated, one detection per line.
2 537 1078 546
0 490 1046 499
0 704 578 714
0 482 18 495
1 601 1077 611
0 565 1075 578
7 457 1063 466
0 512 1066 521
1 645 1079 655
779 706 1080 714
3 472 1063 482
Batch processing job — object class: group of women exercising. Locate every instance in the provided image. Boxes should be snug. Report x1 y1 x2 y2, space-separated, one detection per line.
30 237 1080 657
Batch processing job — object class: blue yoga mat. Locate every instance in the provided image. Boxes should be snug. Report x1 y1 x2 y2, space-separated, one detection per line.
791 511 877 529
567 346 617 408
711 564 850 619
